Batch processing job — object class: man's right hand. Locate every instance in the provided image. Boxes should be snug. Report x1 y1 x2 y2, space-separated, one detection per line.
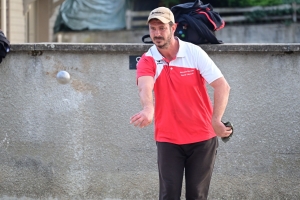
130 106 154 128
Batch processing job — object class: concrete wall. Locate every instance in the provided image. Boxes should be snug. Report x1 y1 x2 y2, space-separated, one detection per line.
54 23 300 43
217 23 300 43
0 43 299 200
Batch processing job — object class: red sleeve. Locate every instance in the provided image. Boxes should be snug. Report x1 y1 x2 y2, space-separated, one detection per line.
136 53 156 84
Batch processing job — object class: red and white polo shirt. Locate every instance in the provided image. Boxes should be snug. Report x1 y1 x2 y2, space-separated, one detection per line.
137 38 223 144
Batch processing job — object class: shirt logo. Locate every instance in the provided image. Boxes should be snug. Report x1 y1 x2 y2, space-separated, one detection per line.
156 60 164 65
152 11 165 15
180 69 195 76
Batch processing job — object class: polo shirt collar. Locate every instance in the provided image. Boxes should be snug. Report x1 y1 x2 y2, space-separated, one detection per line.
176 38 186 58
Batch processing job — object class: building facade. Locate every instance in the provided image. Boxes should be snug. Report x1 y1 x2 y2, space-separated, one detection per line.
0 0 63 43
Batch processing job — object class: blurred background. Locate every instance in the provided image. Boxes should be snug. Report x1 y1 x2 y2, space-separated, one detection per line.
1 0 299 43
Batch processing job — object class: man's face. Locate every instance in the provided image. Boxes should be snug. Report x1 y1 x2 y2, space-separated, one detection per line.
148 19 174 49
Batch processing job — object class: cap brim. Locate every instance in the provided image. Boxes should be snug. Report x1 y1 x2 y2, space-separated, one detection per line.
147 16 170 24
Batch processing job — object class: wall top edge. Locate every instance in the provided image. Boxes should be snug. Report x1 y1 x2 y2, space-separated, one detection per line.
9 43 300 52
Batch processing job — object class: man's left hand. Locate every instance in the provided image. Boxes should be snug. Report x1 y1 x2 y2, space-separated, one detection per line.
212 119 232 138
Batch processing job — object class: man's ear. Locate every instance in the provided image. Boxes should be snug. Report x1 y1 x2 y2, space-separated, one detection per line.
171 23 177 33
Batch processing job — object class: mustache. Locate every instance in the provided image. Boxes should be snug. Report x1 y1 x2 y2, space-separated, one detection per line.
154 37 164 40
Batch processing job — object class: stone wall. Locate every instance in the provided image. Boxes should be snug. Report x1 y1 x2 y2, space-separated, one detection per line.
54 23 300 43
0 43 299 199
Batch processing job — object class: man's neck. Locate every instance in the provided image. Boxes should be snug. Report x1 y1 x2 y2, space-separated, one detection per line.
157 37 179 62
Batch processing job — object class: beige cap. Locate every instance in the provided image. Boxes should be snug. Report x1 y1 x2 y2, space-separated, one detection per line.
147 7 175 24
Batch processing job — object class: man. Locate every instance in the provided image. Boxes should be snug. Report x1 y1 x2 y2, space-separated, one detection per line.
130 7 231 200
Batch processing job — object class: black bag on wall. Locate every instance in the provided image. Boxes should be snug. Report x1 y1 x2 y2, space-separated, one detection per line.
142 0 225 44
171 0 225 44
0 30 10 63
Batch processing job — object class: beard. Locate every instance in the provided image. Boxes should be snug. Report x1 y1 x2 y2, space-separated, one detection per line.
153 33 172 49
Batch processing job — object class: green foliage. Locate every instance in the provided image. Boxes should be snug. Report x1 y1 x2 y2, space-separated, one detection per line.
228 0 283 7
159 0 180 7
158 0 299 8
245 7 293 22
283 0 300 3
227 0 299 24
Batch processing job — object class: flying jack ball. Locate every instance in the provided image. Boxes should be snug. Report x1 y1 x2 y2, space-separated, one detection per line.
56 70 70 84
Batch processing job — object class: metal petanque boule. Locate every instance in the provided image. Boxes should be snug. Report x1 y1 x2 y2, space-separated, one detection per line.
56 70 70 84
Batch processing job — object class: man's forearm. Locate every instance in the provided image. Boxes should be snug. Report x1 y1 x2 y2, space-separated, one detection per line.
139 86 154 110
137 76 155 110
212 88 230 121
130 76 155 127
211 78 230 121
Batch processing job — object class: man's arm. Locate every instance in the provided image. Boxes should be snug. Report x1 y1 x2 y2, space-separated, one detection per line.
209 77 232 137
130 76 154 128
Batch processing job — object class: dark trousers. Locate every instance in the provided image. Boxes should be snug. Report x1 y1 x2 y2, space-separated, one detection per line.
157 137 218 200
